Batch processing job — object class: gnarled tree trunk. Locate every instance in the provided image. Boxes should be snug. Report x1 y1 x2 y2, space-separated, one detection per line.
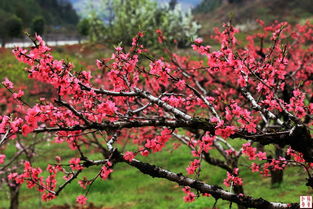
234 185 247 209
9 183 20 209
271 146 284 188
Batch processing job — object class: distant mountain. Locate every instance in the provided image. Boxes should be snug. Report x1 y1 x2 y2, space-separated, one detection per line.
0 0 79 27
193 0 313 39
193 0 313 23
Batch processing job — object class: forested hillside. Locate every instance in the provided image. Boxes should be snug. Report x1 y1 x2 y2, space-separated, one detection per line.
0 0 78 27
194 0 313 34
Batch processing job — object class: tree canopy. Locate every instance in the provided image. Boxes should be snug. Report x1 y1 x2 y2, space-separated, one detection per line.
77 0 200 48
0 0 78 27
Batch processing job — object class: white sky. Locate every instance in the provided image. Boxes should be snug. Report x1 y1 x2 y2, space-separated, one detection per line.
157 0 201 11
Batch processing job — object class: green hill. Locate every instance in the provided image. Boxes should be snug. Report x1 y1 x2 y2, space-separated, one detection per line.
193 0 313 37
0 0 78 27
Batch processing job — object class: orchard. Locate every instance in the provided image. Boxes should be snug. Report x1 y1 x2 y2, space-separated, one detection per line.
0 20 313 209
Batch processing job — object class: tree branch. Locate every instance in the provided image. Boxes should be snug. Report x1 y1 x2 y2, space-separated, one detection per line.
123 155 299 209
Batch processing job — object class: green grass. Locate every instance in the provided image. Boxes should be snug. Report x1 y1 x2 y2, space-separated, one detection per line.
0 50 29 85
0 137 311 209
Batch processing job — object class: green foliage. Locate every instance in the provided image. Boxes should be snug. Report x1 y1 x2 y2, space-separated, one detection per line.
5 15 23 38
84 15 107 42
77 18 90 37
0 0 78 27
0 0 78 46
31 16 45 36
109 0 159 45
79 0 201 48
37 0 79 26
0 14 23 46
156 5 201 47
0 138 310 208
0 51 28 84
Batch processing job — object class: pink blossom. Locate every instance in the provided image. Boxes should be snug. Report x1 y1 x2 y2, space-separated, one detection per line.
123 151 135 162
175 80 186 90
215 126 236 138
0 154 5 164
186 159 200 175
69 158 83 171
251 163 260 173
100 163 113 180
194 38 203 44
13 90 24 99
2 78 14 89
76 195 87 205
182 186 196 202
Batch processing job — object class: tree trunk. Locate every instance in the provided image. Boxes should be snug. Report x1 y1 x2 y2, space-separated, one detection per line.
9 184 20 209
233 185 247 209
256 143 264 152
1 39 6 48
271 146 284 188
271 169 284 188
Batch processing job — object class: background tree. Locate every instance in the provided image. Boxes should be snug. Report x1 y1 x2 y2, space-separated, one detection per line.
0 15 23 47
0 0 79 41
77 19 90 38
31 16 45 36
77 0 200 48
77 18 90 43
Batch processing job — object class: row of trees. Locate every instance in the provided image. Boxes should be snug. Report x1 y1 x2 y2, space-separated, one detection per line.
0 0 78 27
0 15 45 47
1 0 200 48
0 0 78 47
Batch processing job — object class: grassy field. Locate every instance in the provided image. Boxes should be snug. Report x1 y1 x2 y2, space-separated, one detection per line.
0 45 312 209
0 137 311 209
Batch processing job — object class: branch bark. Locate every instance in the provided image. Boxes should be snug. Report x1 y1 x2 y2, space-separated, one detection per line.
122 155 299 209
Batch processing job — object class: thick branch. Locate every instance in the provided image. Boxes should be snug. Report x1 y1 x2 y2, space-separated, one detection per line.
240 87 283 126
78 83 138 96
124 157 299 209
33 117 313 162
135 88 192 121
55 99 91 125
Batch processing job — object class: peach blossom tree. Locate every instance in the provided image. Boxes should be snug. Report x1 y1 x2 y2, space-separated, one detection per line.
1 20 313 209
